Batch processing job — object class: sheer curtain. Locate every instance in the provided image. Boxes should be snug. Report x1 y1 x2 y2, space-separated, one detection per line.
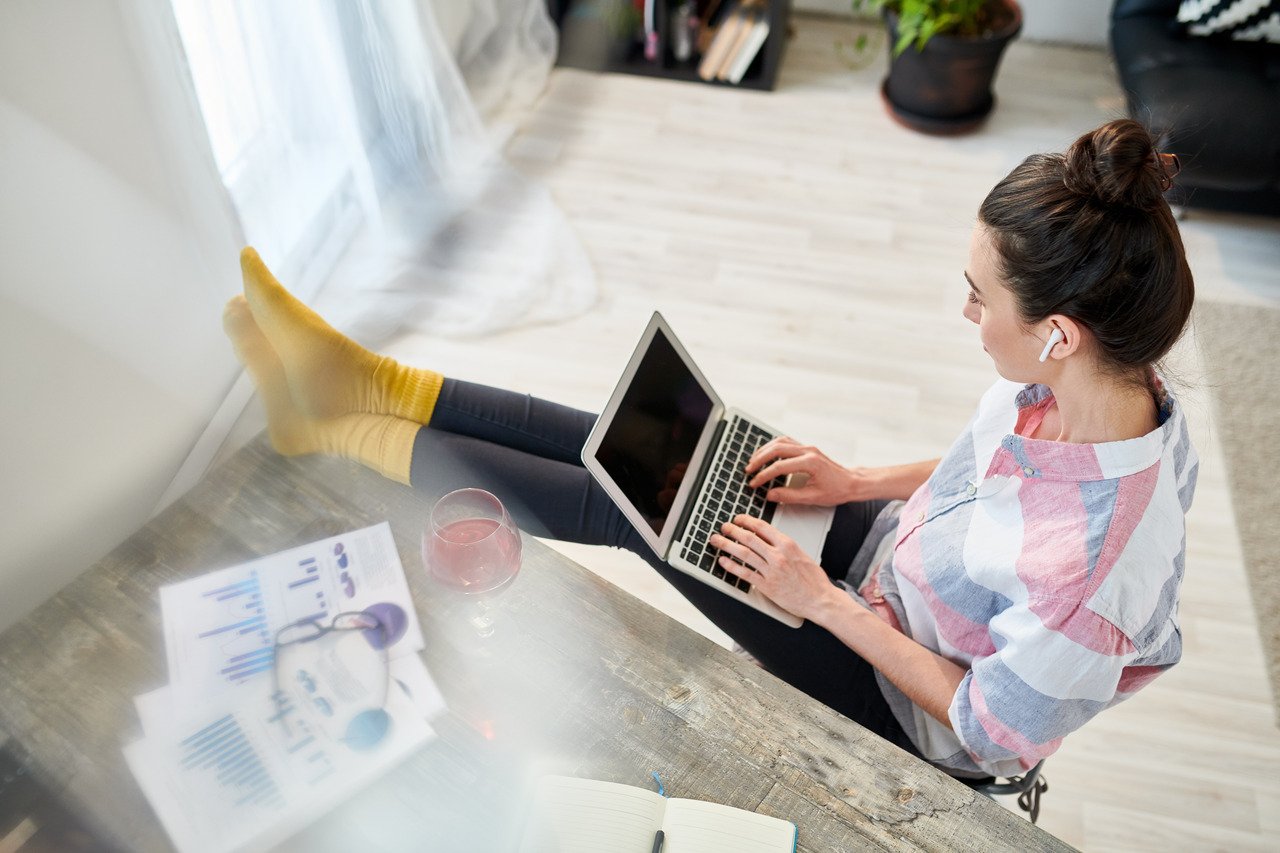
170 0 594 342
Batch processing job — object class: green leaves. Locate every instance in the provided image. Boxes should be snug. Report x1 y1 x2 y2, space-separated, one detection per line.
852 0 992 57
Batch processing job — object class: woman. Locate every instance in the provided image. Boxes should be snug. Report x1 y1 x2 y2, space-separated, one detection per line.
223 119 1196 780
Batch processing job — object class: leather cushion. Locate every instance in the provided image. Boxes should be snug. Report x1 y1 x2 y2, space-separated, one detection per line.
1111 11 1280 190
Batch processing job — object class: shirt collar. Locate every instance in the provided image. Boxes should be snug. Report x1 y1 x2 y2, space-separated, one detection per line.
999 383 1176 482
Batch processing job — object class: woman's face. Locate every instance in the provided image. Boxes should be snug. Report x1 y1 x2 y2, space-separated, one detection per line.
963 225 1045 383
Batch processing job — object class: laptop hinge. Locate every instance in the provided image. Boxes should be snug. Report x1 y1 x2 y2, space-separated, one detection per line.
672 416 728 544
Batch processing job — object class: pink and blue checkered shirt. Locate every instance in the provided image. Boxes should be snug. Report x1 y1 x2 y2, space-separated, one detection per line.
849 379 1198 778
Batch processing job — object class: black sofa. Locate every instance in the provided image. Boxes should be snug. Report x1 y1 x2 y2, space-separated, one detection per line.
1110 0 1280 215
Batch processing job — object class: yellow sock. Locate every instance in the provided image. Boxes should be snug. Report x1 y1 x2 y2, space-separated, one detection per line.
309 413 420 486
223 295 419 484
239 247 444 425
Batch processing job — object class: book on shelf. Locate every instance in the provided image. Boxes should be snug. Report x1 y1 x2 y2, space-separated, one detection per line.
716 7 759 81
722 9 771 83
697 0 771 84
519 775 798 853
697 2 748 81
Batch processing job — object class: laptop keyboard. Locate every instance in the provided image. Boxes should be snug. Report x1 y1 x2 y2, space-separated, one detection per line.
677 416 783 594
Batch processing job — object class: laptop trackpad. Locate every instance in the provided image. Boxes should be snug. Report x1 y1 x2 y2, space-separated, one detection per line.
772 503 835 559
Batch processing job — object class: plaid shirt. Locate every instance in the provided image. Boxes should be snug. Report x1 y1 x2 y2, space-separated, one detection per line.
848 379 1198 778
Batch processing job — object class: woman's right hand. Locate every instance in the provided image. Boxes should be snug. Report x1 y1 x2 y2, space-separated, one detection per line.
745 437 882 506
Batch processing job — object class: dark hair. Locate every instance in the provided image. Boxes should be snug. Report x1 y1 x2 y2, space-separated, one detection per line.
978 119 1194 383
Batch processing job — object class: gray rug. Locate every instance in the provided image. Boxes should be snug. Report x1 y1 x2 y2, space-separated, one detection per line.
1195 301 1280 724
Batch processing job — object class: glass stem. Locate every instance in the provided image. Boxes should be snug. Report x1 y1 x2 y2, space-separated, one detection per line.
468 597 496 638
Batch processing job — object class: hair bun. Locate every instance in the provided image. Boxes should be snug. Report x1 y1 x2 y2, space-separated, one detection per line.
1062 119 1168 210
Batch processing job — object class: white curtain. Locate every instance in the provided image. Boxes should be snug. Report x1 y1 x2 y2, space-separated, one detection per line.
170 0 594 343
455 0 560 136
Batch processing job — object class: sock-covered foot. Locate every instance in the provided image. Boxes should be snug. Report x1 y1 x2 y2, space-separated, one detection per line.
239 247 444 424
223 295 420 484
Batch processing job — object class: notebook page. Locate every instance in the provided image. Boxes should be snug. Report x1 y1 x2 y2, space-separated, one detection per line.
661 798 796 853
519 776 665 853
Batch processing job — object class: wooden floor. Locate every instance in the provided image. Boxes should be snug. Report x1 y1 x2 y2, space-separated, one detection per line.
255 14 1280 851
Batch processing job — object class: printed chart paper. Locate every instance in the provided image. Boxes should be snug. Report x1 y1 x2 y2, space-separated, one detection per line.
125 657 439 853
126 522 448 853
161 522 422 699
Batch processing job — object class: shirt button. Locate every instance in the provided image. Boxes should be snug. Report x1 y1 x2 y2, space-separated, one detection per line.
917 511 926 522
1022 466 1035 477
966 482 978 496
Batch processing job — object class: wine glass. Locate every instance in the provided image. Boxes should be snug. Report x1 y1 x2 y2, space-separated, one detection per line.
422 488 522 641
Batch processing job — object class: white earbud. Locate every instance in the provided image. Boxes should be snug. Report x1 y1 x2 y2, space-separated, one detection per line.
1038 328 1064 363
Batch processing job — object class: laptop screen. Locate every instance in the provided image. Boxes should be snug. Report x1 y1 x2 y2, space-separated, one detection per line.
594 328 715 535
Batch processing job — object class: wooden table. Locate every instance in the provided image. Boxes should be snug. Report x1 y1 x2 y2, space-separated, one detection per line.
0 436 1072 851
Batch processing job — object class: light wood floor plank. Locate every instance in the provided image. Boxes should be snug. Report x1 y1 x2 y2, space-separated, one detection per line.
1085 802 1277 853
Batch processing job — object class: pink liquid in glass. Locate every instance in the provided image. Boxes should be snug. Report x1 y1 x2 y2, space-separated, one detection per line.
426 517 521 594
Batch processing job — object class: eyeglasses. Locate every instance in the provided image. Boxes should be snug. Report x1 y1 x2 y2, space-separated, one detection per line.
271 611 391 750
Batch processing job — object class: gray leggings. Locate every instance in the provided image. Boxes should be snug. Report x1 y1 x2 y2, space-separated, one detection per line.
413 379 919 758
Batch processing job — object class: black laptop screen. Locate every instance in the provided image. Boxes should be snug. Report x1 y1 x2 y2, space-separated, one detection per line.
596 329 715 535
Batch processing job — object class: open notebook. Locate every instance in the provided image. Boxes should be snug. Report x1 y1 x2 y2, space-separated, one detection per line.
519 775 797 853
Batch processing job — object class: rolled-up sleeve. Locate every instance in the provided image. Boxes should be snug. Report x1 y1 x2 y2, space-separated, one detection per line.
947 596 1140 773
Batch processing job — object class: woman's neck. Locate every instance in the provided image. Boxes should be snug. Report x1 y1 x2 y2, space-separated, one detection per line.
1040 370 1159 444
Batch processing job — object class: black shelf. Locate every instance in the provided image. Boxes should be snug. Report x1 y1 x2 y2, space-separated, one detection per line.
554 1 792 92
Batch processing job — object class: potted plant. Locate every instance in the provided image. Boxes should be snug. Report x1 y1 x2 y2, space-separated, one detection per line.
853 0 1023 134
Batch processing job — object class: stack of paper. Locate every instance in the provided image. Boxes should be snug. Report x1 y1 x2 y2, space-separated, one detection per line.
123 522 445 853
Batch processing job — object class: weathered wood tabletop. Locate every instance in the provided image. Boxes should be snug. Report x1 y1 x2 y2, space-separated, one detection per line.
0 435 1073 851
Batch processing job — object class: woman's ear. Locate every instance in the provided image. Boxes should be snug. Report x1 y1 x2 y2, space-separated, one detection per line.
1039 315 1083 362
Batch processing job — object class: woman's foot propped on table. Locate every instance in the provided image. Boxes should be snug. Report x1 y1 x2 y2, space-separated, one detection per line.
222 293 419 484
239 246 444 425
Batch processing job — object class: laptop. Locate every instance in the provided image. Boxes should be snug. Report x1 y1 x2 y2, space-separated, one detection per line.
581 312 835 628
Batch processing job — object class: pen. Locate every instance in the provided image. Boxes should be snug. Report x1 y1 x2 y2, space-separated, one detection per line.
651 829 665 853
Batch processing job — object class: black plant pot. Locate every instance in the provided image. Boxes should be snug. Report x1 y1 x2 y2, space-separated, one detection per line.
881 0 1023 135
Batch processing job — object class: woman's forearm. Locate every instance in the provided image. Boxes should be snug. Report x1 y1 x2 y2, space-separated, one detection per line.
810 587 967 730
851 459 940 502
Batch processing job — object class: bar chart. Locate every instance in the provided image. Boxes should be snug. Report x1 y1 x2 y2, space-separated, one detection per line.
179 713 284 810
268 692 336 786
282 556 328 626
199 570 272 685
189 554 337 688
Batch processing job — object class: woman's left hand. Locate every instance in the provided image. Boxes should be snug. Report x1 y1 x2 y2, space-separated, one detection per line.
709 515 840 624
